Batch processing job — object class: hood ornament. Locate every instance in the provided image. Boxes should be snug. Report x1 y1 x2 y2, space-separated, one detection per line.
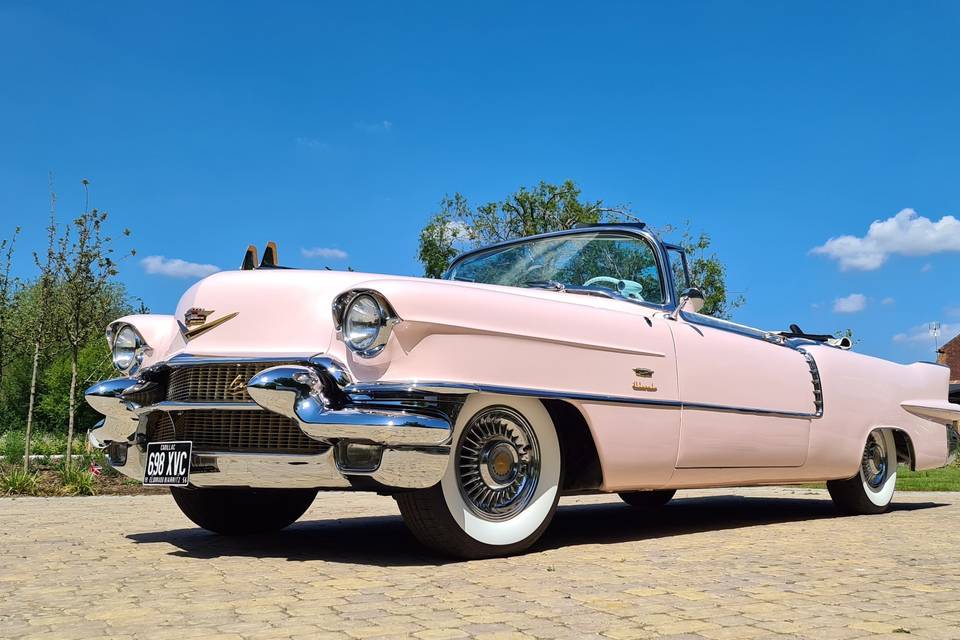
182 308 239 340
184 308 213 328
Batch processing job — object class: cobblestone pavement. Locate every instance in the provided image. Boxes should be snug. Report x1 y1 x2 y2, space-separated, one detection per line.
2 487 959 640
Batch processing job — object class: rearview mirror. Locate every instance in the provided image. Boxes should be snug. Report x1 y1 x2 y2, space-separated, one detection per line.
669 287 705 320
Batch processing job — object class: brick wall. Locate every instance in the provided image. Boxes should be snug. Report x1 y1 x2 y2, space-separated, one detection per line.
939 335 960 383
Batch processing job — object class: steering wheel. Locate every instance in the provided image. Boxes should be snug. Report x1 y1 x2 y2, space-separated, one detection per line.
583 276 645 301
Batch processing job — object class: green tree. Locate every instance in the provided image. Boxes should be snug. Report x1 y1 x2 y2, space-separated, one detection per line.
417 180 743 318
671 227 745 319
0 226 20 391
56 180 132 465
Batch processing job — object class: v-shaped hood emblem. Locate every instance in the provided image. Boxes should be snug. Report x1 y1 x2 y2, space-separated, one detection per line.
182 311 239 340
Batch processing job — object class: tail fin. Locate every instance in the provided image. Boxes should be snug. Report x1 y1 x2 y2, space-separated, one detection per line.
260 241 279 268
241 245 258 270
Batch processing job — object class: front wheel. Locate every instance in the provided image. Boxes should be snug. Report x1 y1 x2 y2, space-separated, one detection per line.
396 395 562 559
827 429 897 515
171 487 318 534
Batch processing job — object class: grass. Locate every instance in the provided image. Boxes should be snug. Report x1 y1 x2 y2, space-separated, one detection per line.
0 465 38 495
894 464 960 491
57 462 96 496
799 462 960 492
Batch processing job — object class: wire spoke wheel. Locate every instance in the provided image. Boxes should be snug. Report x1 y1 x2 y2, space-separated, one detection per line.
827 428 897 515
456 406 541 521
861 431 889 489
395 394 562 558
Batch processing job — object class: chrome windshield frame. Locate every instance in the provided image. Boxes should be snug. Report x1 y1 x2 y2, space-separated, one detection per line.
443 225 680 312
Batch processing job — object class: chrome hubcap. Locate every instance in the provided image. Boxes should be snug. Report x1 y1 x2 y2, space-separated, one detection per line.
861 432 888 489
457 406 540 521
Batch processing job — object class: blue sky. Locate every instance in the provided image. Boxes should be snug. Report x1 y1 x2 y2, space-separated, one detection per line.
1 1 958 362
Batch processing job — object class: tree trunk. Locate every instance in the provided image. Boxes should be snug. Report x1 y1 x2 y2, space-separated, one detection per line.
23 337 42 472
66 349 78 469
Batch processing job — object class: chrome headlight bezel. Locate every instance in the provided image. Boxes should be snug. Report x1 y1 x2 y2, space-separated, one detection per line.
333 290 400 358
108 323 150 375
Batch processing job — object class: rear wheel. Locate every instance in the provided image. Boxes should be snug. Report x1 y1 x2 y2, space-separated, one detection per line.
170 487 317 534
619 489 676 508
396 395 562 559
827 429 897 515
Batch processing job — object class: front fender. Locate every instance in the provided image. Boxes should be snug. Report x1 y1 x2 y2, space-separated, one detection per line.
107 314 183 370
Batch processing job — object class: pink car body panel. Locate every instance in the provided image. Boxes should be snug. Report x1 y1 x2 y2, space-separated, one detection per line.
111 267 958 492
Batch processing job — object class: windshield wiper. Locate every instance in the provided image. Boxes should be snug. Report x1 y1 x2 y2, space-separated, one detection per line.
521 280 566 291
520 281 622 300
564 287 619 299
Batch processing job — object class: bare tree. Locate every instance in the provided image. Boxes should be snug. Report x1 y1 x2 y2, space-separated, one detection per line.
58 180 126 466
23 178 58 471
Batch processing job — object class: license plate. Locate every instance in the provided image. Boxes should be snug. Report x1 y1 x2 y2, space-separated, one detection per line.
143 441 193 486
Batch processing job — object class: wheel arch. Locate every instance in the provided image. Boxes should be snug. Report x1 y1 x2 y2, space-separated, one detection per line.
889 428 916 471
541 399 604 492
858 425 915 471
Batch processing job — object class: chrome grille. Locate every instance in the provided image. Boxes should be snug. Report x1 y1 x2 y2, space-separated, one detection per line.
168 362 293 403
147 411 324 455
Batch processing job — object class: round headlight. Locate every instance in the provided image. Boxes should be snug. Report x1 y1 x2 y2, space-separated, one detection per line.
112 325 145 374
344 294 385 353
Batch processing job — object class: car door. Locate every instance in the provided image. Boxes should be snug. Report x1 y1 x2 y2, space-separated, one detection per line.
669 313 816 468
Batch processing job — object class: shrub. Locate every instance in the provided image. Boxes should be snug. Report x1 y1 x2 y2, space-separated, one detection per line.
31 432 68 457
58 462 96 496
0 465 38 495
1 431 25 464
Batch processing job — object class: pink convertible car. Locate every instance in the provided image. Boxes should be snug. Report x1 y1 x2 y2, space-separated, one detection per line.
86 224 960 558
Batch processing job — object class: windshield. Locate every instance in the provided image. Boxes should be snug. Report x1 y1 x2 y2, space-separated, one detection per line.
446 232 665 304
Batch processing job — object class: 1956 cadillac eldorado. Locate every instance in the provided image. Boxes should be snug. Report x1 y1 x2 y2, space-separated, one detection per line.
86 224 960 558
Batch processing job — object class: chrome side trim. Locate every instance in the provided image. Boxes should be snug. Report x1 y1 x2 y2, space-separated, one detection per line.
801 349 825 418
346 369 826 421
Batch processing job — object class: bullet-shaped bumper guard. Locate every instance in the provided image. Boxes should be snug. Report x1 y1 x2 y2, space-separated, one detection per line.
246 365 452 447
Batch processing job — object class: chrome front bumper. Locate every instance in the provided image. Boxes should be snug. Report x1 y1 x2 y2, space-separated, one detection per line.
85 356 455 490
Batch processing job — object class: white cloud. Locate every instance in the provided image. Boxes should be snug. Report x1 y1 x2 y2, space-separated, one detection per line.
881 297 895 305
893 322 960 344
301 247 348 260
141 255 220 279
295 137 328 149
355 120 393 133
811 209 960 270
833 293 867 314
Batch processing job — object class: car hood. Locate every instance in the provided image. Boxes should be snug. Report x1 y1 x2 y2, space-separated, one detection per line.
114 268 660 368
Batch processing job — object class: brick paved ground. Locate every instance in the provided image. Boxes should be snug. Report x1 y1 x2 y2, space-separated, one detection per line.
1 487 958 640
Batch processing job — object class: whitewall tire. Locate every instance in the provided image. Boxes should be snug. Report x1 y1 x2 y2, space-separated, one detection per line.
396 394 562 558
827 429 897 515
